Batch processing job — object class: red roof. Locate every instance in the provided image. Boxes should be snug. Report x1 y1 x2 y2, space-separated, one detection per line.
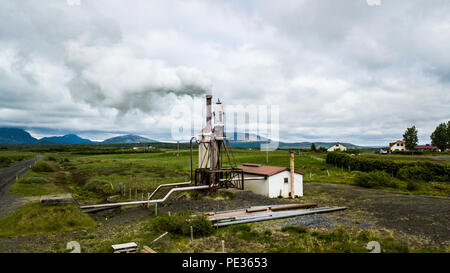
414 144 438 150
389 140 405 147
237 163 305 177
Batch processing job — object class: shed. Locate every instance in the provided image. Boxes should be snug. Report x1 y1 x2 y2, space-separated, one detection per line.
237 163 304 198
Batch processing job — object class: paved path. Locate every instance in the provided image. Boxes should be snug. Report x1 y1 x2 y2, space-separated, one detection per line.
0 156 42 218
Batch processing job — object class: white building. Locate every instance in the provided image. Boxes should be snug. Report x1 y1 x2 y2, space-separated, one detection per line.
238 163 304 198
389 140 406 152
327 143 347 152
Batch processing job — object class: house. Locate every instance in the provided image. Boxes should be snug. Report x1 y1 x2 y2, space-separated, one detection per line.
237 163 304 198
414 144 439 152
389 140 406 152
327 143 347 152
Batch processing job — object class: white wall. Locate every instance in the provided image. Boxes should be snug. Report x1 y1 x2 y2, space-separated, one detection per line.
243 171 303 198
243 173 269 196
267 171 303 198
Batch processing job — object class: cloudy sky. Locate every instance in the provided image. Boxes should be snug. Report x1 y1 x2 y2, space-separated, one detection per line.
0 0 449 145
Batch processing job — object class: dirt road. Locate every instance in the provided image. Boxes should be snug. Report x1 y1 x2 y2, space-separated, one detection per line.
0 156 42 218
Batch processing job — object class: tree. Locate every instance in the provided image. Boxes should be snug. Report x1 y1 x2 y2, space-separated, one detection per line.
310 143 317 152
431 122 449 152
403 125 418 150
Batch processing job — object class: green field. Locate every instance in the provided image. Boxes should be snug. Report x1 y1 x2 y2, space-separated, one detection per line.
0 145 448 252
2 147 449 202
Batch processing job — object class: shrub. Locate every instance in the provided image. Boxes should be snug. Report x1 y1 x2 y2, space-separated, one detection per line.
354 171 399 188
397 166 432 182
281 225 308 234
0 157 12 165
83 179 109 192
20 177 49 184
326 152 449 181
226 224 259 241
32 162 54 172
407 181 420 191
46 156 57 161
152 213 213 237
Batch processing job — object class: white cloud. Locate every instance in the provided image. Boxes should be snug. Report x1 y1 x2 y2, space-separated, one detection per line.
0 0 449 145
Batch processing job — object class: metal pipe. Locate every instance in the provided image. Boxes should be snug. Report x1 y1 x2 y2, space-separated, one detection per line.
213 207 347 227
206 95 212 129
289 149 295 198
80 185 210 210
148 181 192 200
189 136 197 182
219 176 265 182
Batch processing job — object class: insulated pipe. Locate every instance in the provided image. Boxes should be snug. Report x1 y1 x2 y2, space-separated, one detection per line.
206 95 212 129
289 149 295 198
80 185 210 210
189 136 197 182
148 181 192 200
219 177 265 182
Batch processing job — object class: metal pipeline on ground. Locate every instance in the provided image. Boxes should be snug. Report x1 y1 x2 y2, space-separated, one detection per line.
80 185 210 210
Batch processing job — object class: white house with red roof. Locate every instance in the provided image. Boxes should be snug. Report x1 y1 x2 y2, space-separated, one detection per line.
327 143 347 152
389 140 406 152
414 144 439 152
237 163 304 198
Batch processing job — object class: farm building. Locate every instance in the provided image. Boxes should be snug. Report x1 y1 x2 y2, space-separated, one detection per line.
237 163 304 198
327 143 347 152
389 140 406 152
414 144 439 152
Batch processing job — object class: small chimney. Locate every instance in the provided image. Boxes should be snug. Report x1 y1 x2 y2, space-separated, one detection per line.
289 149 295 198
206 95 212 130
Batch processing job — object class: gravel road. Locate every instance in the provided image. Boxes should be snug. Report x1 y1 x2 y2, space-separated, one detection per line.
0 156 42 218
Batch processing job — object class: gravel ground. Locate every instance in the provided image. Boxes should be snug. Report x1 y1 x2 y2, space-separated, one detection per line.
279 214 336 229
0 181 448 252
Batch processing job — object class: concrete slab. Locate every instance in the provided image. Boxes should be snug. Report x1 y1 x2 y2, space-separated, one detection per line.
40 194 76 206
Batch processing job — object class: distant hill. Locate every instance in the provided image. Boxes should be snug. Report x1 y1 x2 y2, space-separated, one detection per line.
0 128 38 144
38 134 93 144
102 134 158 144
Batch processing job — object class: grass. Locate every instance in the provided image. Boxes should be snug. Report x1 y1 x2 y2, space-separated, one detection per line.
4 148 449 200
1 147 448 252
0 203 96 237
0 151 36 168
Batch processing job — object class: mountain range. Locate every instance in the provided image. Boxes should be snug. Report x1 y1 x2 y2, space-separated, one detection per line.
0 128 157 145
102 134 157 144
0 128 364 148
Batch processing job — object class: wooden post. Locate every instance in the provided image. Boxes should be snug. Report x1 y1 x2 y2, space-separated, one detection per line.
221 240 225 253
190 226 193 241
327 170 330 176
147 193 150 208
135 189 137 200
155 203 158 216
16 175 18 181
129 188 131 200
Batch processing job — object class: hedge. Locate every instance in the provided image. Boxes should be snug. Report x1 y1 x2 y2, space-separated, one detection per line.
326 152 449 182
